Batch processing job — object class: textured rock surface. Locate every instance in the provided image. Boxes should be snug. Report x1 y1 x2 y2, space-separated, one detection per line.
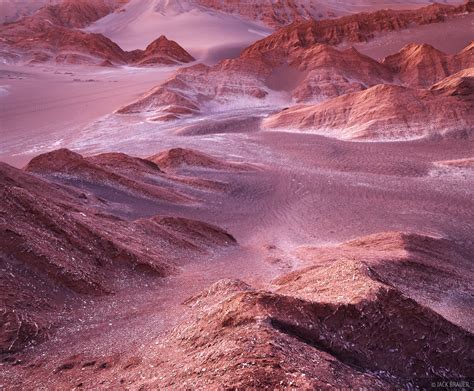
116 43 394 118
29 231 470 389
263 82 474 140
430 67 474 99
0 149 237 353
119 39 473 139
4 224 471 388
383 42 474 87
1 2 473 388
116 2 472 123
31 0 129 28
196 0 468 27
150 232 473 389
128 35 195 66
242 1 472 52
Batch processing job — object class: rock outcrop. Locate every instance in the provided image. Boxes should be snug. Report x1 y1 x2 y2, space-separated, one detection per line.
263 82 473 141
116 43 394 119
119 36 473 141
25 148 191 203
127 35 195 66
290 44 394 103
430 67 474 101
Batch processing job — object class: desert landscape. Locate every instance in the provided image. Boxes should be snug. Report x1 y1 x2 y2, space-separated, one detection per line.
0 0 473 389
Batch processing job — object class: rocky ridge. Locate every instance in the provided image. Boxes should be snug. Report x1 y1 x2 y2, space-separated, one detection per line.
8 231 471 389
149 232 472 389
1 148 239 353
116 1 472 131
196 0 469 28
118 39 473 141
262 81 473 140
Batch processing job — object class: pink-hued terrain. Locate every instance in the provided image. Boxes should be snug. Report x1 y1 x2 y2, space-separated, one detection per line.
1 1 473 390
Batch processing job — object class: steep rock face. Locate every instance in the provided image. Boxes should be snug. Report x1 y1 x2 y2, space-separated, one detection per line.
1 149 237 353
0 1 194 66
383 42 474 86
263 83 474 141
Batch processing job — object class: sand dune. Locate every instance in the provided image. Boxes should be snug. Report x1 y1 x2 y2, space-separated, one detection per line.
86 0 271 63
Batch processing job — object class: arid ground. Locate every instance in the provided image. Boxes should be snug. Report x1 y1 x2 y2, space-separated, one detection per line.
0 0 473 389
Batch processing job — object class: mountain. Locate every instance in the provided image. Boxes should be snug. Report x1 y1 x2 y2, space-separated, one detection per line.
127 35 195 66
116 41 397 119
1 1 473 389
3 0 467 26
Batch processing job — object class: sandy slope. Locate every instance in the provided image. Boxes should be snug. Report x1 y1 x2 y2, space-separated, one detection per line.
0 64 177 167
85 0 271 63
85 0 467 62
